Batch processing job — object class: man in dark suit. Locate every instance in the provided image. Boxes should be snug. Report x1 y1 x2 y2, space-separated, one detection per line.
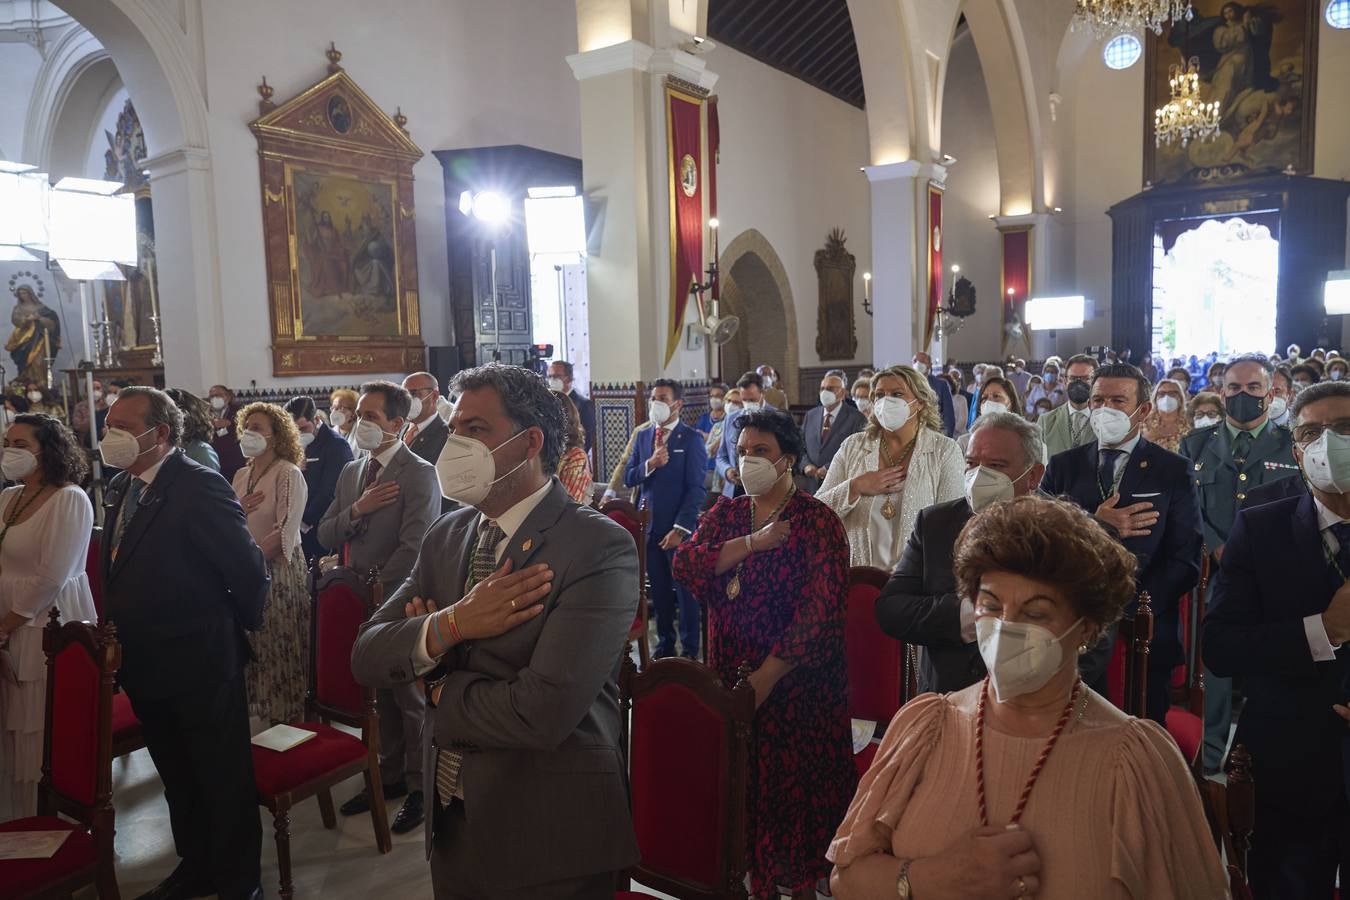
547 360 594 455
800 372 866 491
1179 353 1299 772
624 378 707 658
403 372 455 514
913 351 956 436
1042 363 1202 723
101 387 269 900
1204 380 1350 898
351 364 639 898
285 395 354 562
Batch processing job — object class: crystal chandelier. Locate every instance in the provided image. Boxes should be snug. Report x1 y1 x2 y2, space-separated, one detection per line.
1154 57 1221 147
1073 0 1193 39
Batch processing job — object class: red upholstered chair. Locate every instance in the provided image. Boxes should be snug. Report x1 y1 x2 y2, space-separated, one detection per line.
617 655 754 900
1166 556 1211 774
844 566 904 776
600 498 653 668
250 565 392 900
1199 744 1255 900
0 611 121 900
1106 592 1154 718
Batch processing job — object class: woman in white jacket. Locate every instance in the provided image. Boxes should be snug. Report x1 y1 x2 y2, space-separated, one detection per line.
816 366 964 570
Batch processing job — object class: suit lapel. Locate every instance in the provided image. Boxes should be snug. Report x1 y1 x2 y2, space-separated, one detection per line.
1116 438 1150 499
502 482 569 573
1291 491 1336 612
110 452 183 580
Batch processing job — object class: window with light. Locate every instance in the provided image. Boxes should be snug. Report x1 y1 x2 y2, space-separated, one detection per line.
1103 33 1142 70
1328 0 1350 29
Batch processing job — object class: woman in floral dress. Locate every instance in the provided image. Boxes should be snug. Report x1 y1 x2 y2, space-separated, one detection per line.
674 410 855 899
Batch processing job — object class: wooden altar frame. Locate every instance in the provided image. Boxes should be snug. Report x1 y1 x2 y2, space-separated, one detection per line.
250 60 425 376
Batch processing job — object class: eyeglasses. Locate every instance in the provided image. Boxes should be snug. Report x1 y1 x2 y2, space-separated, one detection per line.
1293 419 1350 446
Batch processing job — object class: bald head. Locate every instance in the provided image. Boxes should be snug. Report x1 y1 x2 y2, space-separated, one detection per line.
402 371 439 424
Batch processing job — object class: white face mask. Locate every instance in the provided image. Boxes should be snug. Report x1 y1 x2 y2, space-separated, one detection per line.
298 431 316 448
741 400 762 413
406 397 423 422
726 402 743 414
105 392 119 405
1 447 37 480
436 394 456 423
1333 371 1345 382
100 426 155 470
239 430 269 458
819 390 839 409
1302 429 1350 494
354 419 397 452
26 391 41 404
1267 396 1288 421
209 396 227 412
329 409 349 430
709 397 725 411
739 454 785 496
963 463 1035 513
649 400 675 427
979 400 1009 417
873 396 913 432
977 616 1084 703
1156 395 1181 414
547 377 566 393
435 429 530 507
1089 406 1137 446
1194 414 1221 429
912 361 929 376
855 398 872 416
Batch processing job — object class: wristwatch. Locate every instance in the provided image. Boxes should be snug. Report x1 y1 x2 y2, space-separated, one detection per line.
895 858 914 899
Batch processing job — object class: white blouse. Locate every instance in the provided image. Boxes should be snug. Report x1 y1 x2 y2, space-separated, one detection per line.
231 459 308 560
815 427 966 570
0 485 97 631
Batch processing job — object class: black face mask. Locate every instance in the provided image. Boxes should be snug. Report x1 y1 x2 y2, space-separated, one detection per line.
1225 391 1266 425
1066 381 1092 405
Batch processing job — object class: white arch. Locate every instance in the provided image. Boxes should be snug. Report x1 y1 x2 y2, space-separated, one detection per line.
21 24 108 168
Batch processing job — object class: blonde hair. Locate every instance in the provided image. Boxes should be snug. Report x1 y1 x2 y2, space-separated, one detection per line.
864 365 942 438
329 388 358 410
236 401 304 466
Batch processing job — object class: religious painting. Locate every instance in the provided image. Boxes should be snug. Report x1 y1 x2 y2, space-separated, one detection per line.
1144 0 1318 186
814 228 857 361
5 271 60 387
250 52 425 376
102 100 158 352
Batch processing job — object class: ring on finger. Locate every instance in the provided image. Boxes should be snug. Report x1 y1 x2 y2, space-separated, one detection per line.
1015 876 1029 898
510 599 517 610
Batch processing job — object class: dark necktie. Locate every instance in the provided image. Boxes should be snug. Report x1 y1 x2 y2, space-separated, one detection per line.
112 478 143 559
1330 522 1350 582
1097 449 1122 498
1233 430 1253 465
822 411 832 442
363 457 383 490
655 427 665 450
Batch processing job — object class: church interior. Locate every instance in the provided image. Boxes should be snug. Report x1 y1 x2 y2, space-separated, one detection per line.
1 0 1349 898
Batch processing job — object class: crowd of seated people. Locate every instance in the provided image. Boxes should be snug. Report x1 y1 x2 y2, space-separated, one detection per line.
0 343 1338 898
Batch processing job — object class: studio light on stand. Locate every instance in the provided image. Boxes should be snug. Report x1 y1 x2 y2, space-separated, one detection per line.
459 190 510 361
1324 270 1350 316
48 175 137 518
1026 296 1087 353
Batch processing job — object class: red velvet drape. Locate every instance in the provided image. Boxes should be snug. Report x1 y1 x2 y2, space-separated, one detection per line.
666 88 704 366
1001 228 1031 358
925 186 944 351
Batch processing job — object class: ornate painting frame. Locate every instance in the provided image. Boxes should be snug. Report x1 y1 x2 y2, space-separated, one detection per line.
1143 0 1319 187
250 59 424 376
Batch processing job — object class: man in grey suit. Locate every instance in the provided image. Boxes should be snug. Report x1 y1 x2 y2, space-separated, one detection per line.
800 372 866 491
318 380 441 836
351 364 639 899
1036 353 1099 460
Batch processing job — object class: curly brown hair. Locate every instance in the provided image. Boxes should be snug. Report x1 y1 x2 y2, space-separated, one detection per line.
553 390 585 451
235 402 304 466
953 494 1138 629
8 413 89 486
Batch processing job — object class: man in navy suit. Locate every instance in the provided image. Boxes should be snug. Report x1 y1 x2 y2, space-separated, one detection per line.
285 395 354 562
913 351 956 437
715 371 775 499
1205 380 1350 898
1042 363 1202 723
625 378 708 658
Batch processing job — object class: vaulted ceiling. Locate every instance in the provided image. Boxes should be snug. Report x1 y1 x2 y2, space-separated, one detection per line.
707 0 865 109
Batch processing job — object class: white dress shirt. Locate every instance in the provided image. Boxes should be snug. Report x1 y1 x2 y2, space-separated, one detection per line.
1306 498 1347 661
413 479 555 672
1101 432 1142 486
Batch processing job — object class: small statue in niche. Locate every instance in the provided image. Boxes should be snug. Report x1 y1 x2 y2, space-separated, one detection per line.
815 227 858 361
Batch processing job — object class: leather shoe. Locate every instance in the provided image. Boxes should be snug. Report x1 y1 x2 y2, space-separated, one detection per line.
339 779 407 816
134 865 213 900
653 645 676 660
391 790 425 835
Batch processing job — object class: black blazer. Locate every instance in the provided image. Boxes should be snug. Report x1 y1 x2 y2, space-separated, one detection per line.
1204 491 1348 816
301 421 354 559
101 450 270 702
570 389 596 453
1041 435 1202 665
1240 472 1307 510
406 414 449 466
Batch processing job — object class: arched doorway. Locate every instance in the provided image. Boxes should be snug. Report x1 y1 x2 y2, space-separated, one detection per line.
718 229 799 404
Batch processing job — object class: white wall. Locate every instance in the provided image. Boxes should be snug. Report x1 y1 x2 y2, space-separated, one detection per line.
666 43 873 382
0 40 41 159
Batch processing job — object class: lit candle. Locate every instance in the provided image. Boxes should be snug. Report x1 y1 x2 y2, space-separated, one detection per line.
863 272 872 302
951 264 960 274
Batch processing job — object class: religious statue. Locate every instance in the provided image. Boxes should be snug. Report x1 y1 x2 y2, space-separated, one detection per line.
814 228 858 361
6 277 61 386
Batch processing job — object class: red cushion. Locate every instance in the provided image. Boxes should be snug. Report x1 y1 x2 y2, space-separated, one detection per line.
1165 708 1203 764
630 683 727 887
604 510 643 546
1106 636 1126 710
51 644 99 806
853 741 879 778
315 583 366 715
0 817 95 900
845 582 901 722
111 691 140 737
251 723 368 798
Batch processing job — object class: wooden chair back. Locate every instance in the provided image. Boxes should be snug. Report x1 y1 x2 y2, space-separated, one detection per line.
1116 591 1154 719
600 498 652 668
1199 744 1255 900
307 565 382 730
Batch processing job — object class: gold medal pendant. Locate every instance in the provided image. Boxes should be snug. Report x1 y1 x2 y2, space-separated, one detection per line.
881 499 897 519
726 573 741 599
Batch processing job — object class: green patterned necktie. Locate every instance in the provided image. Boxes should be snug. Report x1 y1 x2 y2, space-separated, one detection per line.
1233 430 1253 464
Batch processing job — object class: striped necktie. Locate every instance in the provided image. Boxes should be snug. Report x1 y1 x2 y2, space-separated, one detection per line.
435 517 505 807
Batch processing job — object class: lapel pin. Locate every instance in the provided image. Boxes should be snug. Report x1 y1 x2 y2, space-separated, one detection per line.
1140 460 1149 470
521 538 533 552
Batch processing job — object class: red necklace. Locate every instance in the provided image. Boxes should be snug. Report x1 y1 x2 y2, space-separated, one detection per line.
975 676 1081 827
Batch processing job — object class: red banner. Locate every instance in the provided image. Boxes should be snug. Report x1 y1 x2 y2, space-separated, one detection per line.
666 87 704 366
1001 228 1031 358
924 185 943 351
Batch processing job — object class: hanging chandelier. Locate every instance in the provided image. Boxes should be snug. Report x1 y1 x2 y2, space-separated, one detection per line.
1154 57 1221 147
1072 0 1193 39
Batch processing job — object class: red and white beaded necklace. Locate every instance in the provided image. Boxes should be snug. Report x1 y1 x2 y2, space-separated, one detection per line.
974 675 1082 826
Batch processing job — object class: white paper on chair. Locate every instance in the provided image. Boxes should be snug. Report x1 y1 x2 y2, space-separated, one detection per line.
251 724 318 753
0 830 70 860
851 718 878 755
